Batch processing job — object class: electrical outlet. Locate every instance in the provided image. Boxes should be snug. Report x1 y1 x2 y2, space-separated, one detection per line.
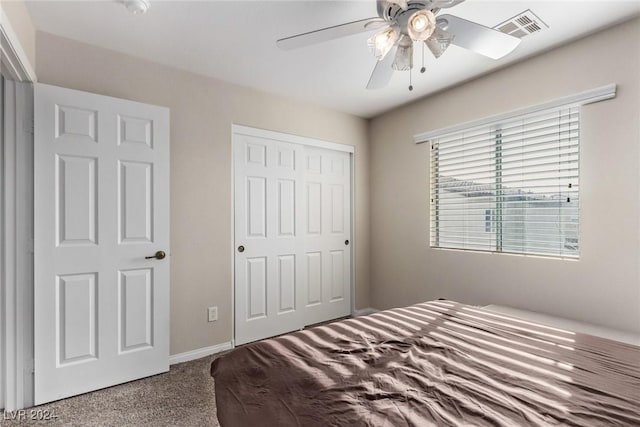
208 306 218 322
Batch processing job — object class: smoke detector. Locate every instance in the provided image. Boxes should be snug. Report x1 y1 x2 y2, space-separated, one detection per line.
124 0 150 14
494 10 548 38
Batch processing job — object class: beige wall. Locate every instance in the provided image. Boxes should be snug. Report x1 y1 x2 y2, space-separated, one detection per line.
31 16 640 355
1 0 36 72
35 32 370 355
369 18 640 334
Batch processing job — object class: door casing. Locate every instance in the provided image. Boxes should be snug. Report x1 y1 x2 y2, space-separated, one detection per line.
1 7 37 411
1 79 34 412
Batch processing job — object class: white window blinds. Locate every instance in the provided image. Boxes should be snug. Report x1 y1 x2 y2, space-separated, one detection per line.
430 106 580 258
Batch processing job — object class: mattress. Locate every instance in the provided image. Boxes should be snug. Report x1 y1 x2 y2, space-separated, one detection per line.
211 300 640 426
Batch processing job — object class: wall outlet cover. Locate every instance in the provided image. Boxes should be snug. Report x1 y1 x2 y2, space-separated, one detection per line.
208 306 218 322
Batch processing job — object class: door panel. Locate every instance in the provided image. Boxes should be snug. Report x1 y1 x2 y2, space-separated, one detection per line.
246 177 267 238
277 255 296 313
306 251 322 306
234 129 351 345
35 83 170 404
246 257 268 320
57 273 98 365
118 160 153 243
306 182 322 235
278 179 295 236
330 250 345 302
56 155 98 246
330 185 345 233
118 268 154 352
55 105 97 141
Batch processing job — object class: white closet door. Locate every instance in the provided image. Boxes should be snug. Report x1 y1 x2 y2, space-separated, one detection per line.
234 129 352 345
233 135 305 345
302 147 351 326
34 83 170 404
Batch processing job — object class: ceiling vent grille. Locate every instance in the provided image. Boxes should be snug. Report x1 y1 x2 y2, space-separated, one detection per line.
494 10 548 38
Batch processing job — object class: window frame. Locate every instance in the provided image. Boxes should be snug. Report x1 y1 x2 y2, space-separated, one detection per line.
416 86 618 259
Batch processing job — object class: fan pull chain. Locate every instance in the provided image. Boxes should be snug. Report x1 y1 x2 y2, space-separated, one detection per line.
420 43 426 74
409 66 413 91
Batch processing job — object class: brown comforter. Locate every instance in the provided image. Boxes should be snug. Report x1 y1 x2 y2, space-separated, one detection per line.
211 301 640 426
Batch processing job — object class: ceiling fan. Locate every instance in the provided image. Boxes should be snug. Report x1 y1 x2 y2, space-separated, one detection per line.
277 0 521 90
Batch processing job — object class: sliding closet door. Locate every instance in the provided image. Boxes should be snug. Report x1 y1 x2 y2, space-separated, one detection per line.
302 146 352 326
233 135 305 345
233 127 352 345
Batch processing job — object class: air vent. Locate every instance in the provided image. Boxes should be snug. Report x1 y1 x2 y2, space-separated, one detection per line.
494 10 548 38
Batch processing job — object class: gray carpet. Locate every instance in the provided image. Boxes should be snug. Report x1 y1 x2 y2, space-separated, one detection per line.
1 355 222 427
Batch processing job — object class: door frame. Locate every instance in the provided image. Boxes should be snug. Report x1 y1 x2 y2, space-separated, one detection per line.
1 10 37 411
1 11 37 412
1 81 35 412
0 8 37 83
230 124 356 347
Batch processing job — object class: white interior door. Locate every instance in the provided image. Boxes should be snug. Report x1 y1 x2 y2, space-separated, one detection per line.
234 127 352 345
34 83 170 404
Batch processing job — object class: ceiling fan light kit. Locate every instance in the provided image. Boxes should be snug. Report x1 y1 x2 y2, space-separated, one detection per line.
425 27 455 58
392 35 414 71
368 27 399 60
407 10 437 41
277 0 522 91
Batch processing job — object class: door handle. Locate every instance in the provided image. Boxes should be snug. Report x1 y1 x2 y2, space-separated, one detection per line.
238 245 245 253
145 250 166 260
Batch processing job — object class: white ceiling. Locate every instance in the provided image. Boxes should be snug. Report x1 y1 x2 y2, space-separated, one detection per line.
26 0 640 118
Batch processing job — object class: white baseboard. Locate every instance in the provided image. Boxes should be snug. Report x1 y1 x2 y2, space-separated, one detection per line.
353 307 379 317
169 341 233 365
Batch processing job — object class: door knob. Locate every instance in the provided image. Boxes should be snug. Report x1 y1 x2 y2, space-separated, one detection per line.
145 250 166 260
345 240 350 246
238 245 245 253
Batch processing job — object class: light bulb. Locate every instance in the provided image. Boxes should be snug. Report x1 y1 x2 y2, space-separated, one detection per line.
413 16 427 31
407 10 436 42
367 27 399 61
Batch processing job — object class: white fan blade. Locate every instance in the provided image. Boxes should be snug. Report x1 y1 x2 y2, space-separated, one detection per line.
366 44 398 90
438 14 520 59
277 18 388 50
377 0 389 18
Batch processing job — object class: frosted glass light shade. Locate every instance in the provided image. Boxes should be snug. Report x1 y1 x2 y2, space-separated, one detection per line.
407 10 436 42
368 27 399 61
392 36 413 71
426 27 455 58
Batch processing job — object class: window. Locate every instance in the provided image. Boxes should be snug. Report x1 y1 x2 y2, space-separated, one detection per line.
429 106 580 258
484 209 494 233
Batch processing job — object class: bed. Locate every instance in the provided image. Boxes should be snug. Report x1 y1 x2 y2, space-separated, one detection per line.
211 300 640 426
